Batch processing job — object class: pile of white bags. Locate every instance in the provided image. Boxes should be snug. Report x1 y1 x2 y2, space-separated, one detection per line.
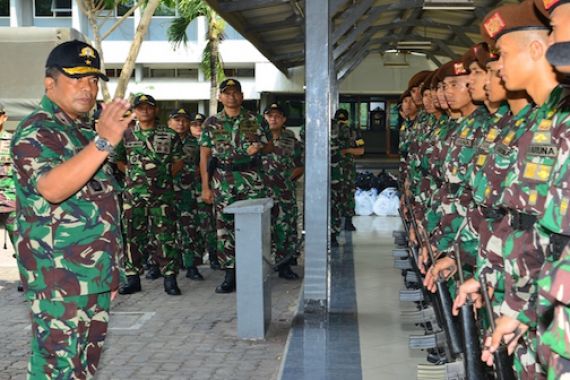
355 187 399 216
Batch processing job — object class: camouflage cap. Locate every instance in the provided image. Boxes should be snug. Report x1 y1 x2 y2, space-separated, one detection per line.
219 78 242 93
462 42 491 70
264 103 286 116
407 70 433 90
133 94 156 107
481 0 549 43
191 112 205 123
535 0 570 15
439 59 469 79
168 107 191 119
45 40 108 81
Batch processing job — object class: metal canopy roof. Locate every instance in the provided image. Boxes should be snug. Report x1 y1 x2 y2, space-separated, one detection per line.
204 0 512 79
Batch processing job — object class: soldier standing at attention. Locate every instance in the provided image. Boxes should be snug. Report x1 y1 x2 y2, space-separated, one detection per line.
339 112 365 232
330 109 351 246
11 40 132 379
0 104 20 292
199 79 267 294
167 107 205 281
116 94 184 296
262 103 303 279
189 113 220 271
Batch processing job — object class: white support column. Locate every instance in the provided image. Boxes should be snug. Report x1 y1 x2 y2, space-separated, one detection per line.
71 1 89 36
135 64 143 83
303 0 331 312
10 0 33 27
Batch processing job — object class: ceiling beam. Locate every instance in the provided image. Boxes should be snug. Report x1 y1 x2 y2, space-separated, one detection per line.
332 0 374 45
333 4 384 60
330 0 352 18
218 0 288 13
337 44 372 81
248 14 301 32
425 52 443 66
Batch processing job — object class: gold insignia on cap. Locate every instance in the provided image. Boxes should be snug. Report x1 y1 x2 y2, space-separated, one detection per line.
454 62 466 75
483 12 506 39
227 80 235 86
80 47 96 66
140 95 148 101
271 103 278 108
178 108 186 113
544 0 560 10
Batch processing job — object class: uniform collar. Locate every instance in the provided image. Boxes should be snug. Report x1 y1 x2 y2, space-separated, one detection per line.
40 95 88 129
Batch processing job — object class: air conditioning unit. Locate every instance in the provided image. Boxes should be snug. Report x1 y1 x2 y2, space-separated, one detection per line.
396 41 433 51
423 0 475 10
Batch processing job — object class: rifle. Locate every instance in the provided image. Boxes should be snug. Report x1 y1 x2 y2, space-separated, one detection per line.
479 273 516 380
419 227 463 358
455 244 487 379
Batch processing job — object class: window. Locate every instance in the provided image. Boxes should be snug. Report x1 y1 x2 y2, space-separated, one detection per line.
148 68 176 78
223 68 255 78
116 0 135 17
0 0 9 17
176 68 199 79
144 67 199 79
105 68 134 79
35 0 71 17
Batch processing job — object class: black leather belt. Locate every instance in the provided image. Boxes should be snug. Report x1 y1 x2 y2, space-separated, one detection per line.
549 233 570 261
218 160 258 172
509 211 537 231
481 206 506 219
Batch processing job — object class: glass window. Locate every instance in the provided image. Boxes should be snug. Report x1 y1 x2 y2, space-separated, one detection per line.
223 68 255 78
0 0 9 17
35 0 53 16
116 0 135 17
149 68 175 78
176 68 199 79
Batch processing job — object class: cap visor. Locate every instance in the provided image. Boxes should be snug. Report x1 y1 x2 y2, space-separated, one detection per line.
61 66 109 81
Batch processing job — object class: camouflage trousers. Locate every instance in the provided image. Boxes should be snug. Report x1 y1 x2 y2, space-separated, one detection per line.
331 179 343 236
195 184 217 263
512 330 546 380
271 196 299 265
28 292 110 380
212 168 266 269
340 159 356 218
174 190 200 269
123 202 179 276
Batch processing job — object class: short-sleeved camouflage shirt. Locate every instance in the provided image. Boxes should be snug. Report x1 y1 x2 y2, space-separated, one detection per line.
114 123 182 205
11 95 123 301
0 129 15 213
199 107 265 165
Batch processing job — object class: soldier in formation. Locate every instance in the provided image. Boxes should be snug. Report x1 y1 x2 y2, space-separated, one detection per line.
399 0 570 378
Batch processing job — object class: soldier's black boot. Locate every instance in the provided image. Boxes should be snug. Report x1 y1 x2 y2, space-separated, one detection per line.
186 266 204 281
215 268 236 294
119 275 141 295
17 282 24 292
164 274 181 296
145 265 161 280
278 263 299 280
344 217 357 231
209 251 221 270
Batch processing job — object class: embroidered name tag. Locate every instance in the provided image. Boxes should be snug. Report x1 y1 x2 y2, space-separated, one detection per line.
125 141 144 148
239 120 258 135
527 145 558 157
212 129 231 142
455 138 473 147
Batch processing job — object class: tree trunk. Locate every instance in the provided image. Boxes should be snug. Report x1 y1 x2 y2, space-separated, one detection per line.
209 17 219 116
114 0 161 99
88 14 111 102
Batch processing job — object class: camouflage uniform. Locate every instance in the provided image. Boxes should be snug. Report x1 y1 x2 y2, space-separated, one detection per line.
11 95 123 378
331 118 351 236
0 128 16 246
262 127 303 265
339 124 365 220
199 107 267 269
115 122 182 276
173 132 201 269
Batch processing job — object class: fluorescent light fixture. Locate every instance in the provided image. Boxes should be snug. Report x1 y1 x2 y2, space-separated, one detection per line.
383 52 410 68
423 0 475 10
396 41 433 50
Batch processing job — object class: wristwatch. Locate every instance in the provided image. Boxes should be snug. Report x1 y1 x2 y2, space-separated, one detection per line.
94 135 114 153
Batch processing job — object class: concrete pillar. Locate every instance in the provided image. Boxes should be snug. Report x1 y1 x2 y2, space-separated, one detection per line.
10 0 33 27
71 1 89 36
303 0 331 312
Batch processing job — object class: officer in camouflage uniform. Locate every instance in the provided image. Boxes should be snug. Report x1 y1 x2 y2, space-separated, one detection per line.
340 113 365 232
167 107 205 281
199 79 267 294
189 112 220 271
261 103 303 279
115 94 183 296
330 109 351 246
11 40 131 379
0 104 20 292
532 1 570 377
472 3 561 378
398 90 418 188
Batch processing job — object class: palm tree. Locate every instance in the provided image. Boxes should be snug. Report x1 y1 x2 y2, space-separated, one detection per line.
168 0 226 115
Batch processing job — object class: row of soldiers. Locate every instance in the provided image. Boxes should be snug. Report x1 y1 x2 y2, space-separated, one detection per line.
112 79 305 296
399 0 570 378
